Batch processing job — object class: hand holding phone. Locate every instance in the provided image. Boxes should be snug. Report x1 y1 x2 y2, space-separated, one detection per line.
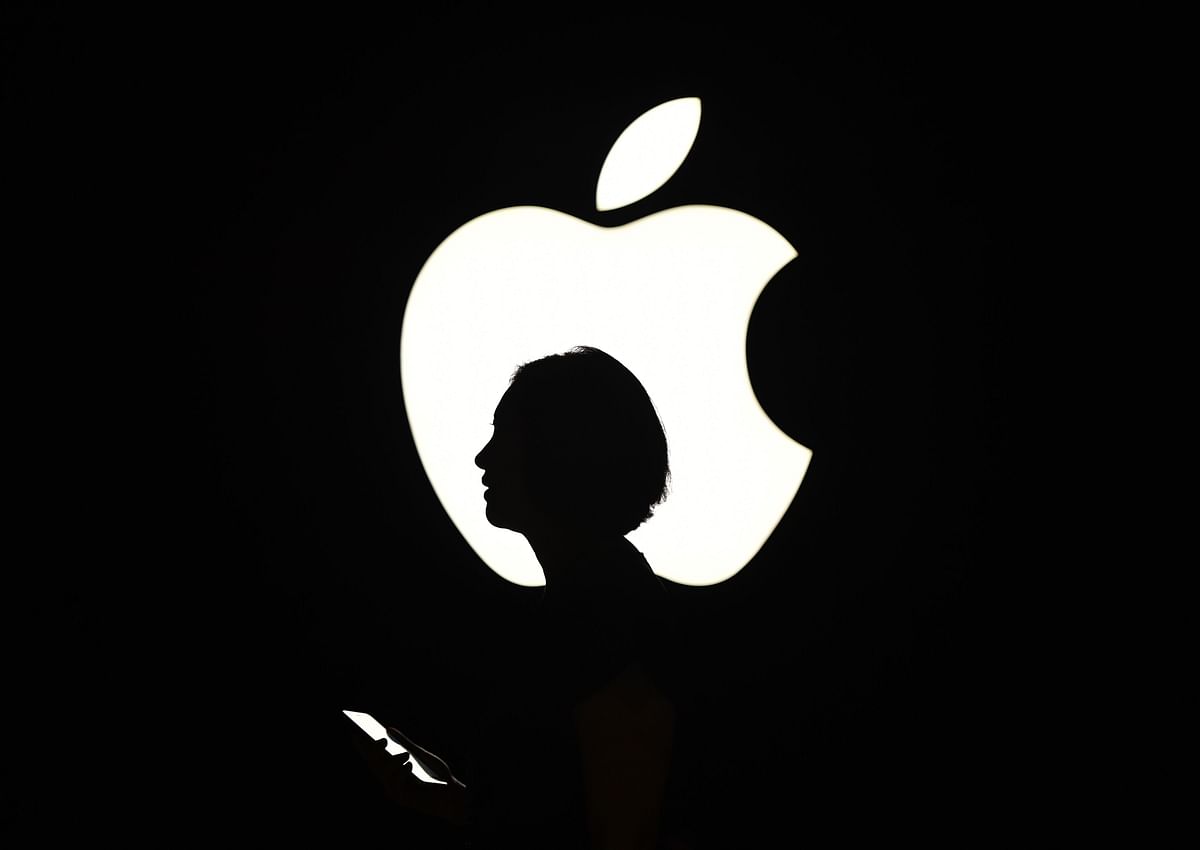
342 710 454 785
343 710 468 824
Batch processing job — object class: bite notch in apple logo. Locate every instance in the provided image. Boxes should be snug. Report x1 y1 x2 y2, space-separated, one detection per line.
400 97 811 587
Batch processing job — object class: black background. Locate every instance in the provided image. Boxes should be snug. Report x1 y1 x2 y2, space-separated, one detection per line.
9 5 1040 844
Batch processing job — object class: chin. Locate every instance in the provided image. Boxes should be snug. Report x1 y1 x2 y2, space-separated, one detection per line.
484 502 520 533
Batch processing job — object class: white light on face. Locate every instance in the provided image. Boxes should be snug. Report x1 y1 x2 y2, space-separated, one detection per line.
400 98 812 587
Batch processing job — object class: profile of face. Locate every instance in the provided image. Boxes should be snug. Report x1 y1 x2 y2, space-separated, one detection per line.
474 387 538 534
474 346 670 541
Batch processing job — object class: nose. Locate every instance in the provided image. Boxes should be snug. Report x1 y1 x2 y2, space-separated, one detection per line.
475 437 490 471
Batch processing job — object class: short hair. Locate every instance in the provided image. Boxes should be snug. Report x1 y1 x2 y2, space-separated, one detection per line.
507 346 669 535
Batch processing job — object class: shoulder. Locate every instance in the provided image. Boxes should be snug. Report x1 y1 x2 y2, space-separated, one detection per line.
574 662 675 785
575 662 675 724
573 662 676 847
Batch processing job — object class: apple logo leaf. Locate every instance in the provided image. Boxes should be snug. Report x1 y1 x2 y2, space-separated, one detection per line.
595 97 702 212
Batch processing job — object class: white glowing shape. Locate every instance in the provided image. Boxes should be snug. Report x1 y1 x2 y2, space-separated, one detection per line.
401 204 811 587
342 710 447 784
595 97 702 212
401 96 811 586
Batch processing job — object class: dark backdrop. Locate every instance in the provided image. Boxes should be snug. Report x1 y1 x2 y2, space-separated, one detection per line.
10 5 1034 844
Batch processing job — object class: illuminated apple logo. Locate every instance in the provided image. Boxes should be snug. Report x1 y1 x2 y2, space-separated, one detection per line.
400 97 811 587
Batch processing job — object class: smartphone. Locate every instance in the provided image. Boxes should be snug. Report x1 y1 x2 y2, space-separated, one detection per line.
342 710 448 784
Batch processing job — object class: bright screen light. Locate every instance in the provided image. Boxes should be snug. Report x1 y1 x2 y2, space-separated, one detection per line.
342 710 447 784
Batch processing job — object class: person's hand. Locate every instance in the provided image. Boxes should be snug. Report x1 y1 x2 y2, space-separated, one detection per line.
383 726 461 786
349 732 467 824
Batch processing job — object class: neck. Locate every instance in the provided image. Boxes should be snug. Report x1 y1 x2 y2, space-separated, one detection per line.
523 526 625 596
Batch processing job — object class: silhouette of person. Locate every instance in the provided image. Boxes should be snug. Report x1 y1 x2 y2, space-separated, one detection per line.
355 346 678 849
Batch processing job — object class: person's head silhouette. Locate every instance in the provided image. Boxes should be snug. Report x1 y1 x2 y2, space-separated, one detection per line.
475 346 669 552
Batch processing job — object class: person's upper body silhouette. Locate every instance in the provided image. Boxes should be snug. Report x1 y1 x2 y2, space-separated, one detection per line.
356 346 678 850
